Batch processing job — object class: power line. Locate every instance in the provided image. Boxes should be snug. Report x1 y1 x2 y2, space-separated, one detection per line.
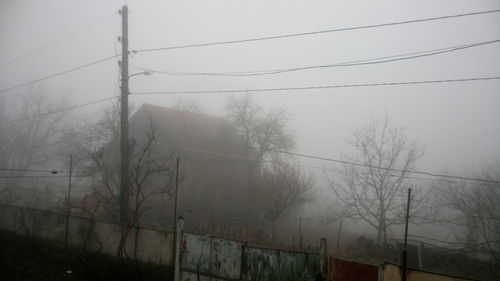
0 12 117 68
278 150 500 185
4 96 118 124
0 175 90 179
0 175 72 179
132 76 500 95
132 9 500 53
128 125 500 185
131 39 500 77
0 168 62 174
0 55 120 94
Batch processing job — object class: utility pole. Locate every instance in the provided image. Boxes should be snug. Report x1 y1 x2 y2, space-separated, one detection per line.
172 158 180 265
119 5 130 226
64 154 73 248
402 188 412 281
173 158 180 230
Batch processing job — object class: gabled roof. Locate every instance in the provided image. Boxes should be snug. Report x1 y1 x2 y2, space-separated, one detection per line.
129 104 249 158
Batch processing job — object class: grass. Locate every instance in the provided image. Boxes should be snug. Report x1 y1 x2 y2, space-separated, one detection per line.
0 231 173 281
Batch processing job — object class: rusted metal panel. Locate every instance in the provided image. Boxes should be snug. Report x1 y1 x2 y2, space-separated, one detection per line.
329 258 378 281
383 263 479 281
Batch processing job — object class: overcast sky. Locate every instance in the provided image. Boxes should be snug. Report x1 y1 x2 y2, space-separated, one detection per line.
1 0 499 176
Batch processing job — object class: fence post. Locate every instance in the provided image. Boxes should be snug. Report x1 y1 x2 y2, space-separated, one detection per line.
174 216 184 281
320 238 328 281
240 242 247 281
64 154 73 247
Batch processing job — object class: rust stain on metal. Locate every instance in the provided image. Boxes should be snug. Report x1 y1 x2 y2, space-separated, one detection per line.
329 258 378 281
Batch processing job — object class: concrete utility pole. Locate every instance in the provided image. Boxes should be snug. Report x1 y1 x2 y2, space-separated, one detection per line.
402 188 412 281
119 5 130 226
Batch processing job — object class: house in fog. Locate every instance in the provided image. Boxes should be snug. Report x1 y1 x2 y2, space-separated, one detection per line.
127 104 261 232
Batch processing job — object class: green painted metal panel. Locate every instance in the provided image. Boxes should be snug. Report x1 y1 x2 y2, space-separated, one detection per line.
181 232 321 281
241 247 320 281
181 233 212 273
211 237 242 279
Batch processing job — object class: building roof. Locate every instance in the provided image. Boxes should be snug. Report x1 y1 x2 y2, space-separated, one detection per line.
129 104 249 159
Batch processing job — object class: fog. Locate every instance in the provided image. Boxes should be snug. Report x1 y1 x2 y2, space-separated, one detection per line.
2 0 499 172
1 0 499 278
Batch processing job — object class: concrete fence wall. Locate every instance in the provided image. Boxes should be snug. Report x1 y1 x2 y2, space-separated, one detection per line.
1 204 480 281
0 204 324 281
0 204 174 265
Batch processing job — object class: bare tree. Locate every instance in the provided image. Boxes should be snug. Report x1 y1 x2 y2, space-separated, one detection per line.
62 104 176 258
258 157 314 242
173 98 205 115
438 162 500 263
225 93 294 175
325 115 425 245
0 86 68 203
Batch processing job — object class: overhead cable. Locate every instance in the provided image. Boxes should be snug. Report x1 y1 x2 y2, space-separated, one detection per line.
0 55 120 94
132 76 500 95
131 39 500 77
0 168 62 174
5 96 118 124
130 129 500 185
278 150 500 185
132 9 500 53
0 11 117 68
0 175 88 179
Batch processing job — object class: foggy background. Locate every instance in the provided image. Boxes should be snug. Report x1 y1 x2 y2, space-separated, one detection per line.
1 0 498 173
1 1 500 272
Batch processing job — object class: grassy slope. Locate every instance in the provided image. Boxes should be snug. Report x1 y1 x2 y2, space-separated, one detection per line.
0 231 172 281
